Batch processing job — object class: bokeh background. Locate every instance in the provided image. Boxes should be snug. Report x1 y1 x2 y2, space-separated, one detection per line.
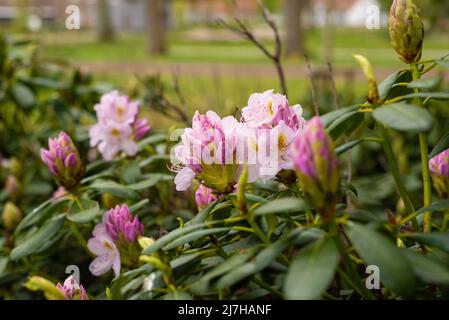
0 0 447 129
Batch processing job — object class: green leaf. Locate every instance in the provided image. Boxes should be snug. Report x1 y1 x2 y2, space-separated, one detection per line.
163 227 230 250
407 76 442 90
416 200 449 215
401 92 449 100
67 199 100 224
216 229 303 289
321 106 359 127
373 103 433 132
128 174 171 190
284 238 338 300
15 198 69 233
10 214 66 261
429 133 449 159
137 134 167 151
435 60 449 69
403 250 449 285
378 70 412 101
142 221 222 255
121 162 141 184
90 180 139 200
347 223 416 297
10 83 36 109
129 199 149 213
191 247 259 294
406 233 449 253
253 198 306 216
327 111 364 140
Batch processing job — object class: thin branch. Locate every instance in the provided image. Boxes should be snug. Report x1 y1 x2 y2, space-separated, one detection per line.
217 1 287 96
327 62 341 110
304 54 319 115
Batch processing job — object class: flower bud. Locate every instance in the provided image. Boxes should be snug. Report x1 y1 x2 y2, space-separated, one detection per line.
195 184 219 210
389 0 424 64
2 201 22 231
9 157 22 176
56 275 88 300
40 132 84 190
6 175 21 200
289 117 340 219
138 236 155 250
104 204 144 243
429 148 449 198
24 276 65 300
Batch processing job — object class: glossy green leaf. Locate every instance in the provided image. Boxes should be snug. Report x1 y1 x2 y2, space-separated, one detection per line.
216 229 303 289
406 233 449 253
403 250 449 285
90 180 139 200
429 133 449 159
67 199 100 224
10 214 66 261
407 76 441 89
10 82 36 109
284 237 338 300
142 221 222 255
327 111 364 140
321 105 359 127
417 200 449 215
347 223 416 297
253 198 306 216
163 227 230 250
373 103 433 132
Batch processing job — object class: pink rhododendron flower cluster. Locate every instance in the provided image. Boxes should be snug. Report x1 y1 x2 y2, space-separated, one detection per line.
88 204 144 277
173 110 242 193
89 91 151 161
172 90 305 192
56 275 88 300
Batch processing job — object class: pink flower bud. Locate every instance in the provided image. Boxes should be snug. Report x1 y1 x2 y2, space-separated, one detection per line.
195 184 219 210
103 204 144 243
40 132 84 190
429 149 449 198
290 117 340 218
56 275 88 300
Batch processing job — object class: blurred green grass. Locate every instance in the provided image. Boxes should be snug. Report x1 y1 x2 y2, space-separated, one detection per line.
32 28 448 67
15 27 446 129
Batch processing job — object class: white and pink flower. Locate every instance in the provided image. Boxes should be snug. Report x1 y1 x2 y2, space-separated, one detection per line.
89 91 151 161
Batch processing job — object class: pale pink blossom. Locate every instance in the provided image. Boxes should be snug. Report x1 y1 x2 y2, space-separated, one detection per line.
87 223 121 277
90 91 150 161
172 111 241 193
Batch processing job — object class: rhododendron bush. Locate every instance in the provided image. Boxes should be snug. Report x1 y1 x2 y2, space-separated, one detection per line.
1 0 449 301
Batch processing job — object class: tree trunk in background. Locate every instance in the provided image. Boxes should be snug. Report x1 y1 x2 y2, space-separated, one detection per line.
147 0 167 55
284 0 306 56
97 0 115 42
323 0 333 63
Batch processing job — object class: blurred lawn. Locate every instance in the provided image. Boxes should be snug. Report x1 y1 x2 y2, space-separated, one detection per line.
13 27 447 129
31 28 448 67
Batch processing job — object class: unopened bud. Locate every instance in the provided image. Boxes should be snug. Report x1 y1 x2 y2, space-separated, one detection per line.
6 175 21 200
289 117 340 219
2 202 22 230
389 0 424 64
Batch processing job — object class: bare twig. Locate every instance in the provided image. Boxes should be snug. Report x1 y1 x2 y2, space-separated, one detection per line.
304 54 319 115
327 62 341 110
217 1 287 96
145 73 190 124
